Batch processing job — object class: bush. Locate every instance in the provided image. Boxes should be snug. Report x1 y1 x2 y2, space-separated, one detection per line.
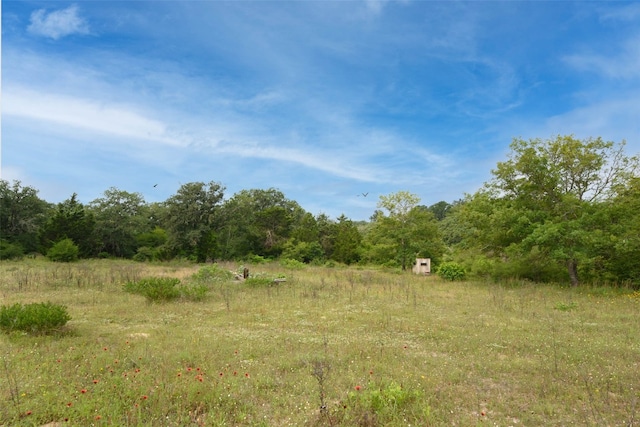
124 277 182 302
437 262 466 281
191 264 235 283
47 238 79 262
344 381 425 424
279 258 306 269
133 246 155 262
0 302 71 334
124 277 211 302
0 241 24 260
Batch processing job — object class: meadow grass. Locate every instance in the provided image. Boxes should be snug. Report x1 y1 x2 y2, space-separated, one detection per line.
1 259 638 426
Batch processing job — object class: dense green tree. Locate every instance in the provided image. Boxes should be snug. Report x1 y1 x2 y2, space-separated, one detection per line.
89 188 148 258
427 201 453 221
331 214 362 264
40 194 97 257
164 181 225 262
0 180 51 253
363 191 445 270
488 135 637 286
219 188 305 259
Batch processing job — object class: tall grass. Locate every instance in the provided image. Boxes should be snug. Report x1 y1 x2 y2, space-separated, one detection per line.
1 259 638 426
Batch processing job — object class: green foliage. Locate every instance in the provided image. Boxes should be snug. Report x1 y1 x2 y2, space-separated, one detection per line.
437 262 466 281
124 277 211 302
246 254 267 264
244 275 281 287
123 277 182 302
0 240 24 260
364 193 445 270
554 301 578 311
46 238 80 262
0 179 51 253
132 246 155 262
279 258 306 269
0 302 71 334
191 264 235 282
281 240 324 263
40 193 97 258
345 381 425 423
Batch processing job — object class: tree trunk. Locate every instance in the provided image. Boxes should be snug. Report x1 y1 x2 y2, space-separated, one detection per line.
567 259 579 287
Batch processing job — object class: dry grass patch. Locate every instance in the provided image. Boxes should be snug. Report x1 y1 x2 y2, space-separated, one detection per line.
1 259 638 426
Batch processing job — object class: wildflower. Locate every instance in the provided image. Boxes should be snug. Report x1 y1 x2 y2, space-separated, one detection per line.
245 373 250 378
219 372 223 377
233 371 238 376
95 415 102 420
93 380 99 384
481 411 486 416
103 347 108 351
67 402 73 407
355 385 362 391
187 367 192 372
141 395 148 400
25 410 32 416
369 370 373 375
81 389 87 394
177 372 182 377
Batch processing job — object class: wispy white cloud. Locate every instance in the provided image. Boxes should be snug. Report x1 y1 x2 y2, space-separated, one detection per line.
27 4 89 40
4 87 177 145
599 3 640 22
564 34 640 80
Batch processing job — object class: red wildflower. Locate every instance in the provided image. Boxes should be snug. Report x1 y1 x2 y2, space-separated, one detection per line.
355 385 362 391
93 380 99 384
25 411 32 416
245 373 250 378
67 402 72 407
80 389 87 394
141 395 148 400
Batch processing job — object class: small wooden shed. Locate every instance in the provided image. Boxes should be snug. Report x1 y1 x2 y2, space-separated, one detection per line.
412 258 431 275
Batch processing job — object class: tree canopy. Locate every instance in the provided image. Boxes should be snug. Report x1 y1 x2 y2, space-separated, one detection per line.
1 134 638 287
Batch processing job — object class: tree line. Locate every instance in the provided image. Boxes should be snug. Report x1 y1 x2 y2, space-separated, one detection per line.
2 135 639 287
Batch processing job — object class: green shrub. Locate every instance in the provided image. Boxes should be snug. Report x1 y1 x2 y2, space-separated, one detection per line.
123 277 181 302
0 302 71 334
179 283 209 301
0 241 24 260
47 238 79 262
279 258 306 269
345 381 426 423
191 264 235 283
437 262 466 281
246 254 267 264
124 277 211 302
133 246 155 262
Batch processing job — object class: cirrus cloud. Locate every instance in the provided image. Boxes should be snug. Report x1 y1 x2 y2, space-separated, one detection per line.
27 4 89 40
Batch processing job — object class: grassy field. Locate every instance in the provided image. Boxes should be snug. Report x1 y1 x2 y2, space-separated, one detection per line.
1 259 639 426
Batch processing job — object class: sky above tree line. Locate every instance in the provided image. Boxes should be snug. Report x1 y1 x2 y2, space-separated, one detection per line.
2 1 639 220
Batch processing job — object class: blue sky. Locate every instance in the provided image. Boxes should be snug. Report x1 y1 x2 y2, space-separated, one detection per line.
2 1 639 220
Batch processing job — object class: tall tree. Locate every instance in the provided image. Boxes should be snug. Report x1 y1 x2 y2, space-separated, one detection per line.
331 214 361 265
219 188 304 259
164 181 225 262
40 193 97 257
89 188 147 258
0 180 51 253
364 191 445 270
488 135 638 286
